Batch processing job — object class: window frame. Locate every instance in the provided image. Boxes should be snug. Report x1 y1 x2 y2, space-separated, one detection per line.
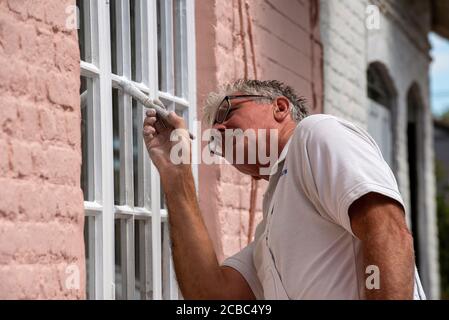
79 0 197 300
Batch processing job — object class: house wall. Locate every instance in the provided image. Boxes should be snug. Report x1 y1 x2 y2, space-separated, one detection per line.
320 0 440 298
196 0 323 262
0 0 85 299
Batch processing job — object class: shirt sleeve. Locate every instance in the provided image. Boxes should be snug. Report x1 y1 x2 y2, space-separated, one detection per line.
221 242 264 299
297 116 405 237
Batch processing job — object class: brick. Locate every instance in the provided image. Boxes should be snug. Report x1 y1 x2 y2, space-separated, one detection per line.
39 107 57 141
0 13 21 55
35 31 55 70
0 263 85 299
19 24 38 62
30 143 49 180
46 146 80 185
263 0 309 32
55 36 79 72
27 0 46 22
0 178 19 219
17 181 42 220
11 140 33 177
29 69 49 102
65 112 81 150
44 0 73 32
55 109 68 143
218 182 250 210
7 0 28 20
0 97 19 137
8 61 31 97
0 222 84 264
0 139 9 175
47 72 79 109
17 101 40 141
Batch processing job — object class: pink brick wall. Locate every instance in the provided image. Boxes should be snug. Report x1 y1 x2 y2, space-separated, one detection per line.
0 0 85 299
196 0 323 262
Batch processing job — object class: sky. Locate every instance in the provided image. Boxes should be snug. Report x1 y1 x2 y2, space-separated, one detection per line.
430 32 449 117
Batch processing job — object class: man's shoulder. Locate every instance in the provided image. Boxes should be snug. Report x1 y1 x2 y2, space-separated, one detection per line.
293 114 366 141
292 114 341 141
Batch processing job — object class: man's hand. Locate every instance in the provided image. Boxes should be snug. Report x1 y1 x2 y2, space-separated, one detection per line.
143 109 191 175
349 192 415 299
142 108 255 299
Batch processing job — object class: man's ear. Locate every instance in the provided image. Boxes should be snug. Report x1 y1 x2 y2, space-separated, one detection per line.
273 96 291 122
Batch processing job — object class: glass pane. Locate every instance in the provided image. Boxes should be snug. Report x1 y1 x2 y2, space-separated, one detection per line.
77 0 92 63
135 219 153 300
161 221 173 299
134 219 141 300
80 76 94 201
157 0 163 91
84 216 95 299
114 218 123 300
113 88 121 205
174 0 187 98
110 0 118 74
133 100 142 207
157 0 173 93
130 0 142 82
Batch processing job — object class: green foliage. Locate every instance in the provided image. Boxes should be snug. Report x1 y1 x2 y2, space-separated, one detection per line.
441 109 449 124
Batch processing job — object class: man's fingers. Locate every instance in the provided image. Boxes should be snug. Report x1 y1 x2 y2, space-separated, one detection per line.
165 111 186 129
146 109 156 117
144 116 157 127
143 125 155 135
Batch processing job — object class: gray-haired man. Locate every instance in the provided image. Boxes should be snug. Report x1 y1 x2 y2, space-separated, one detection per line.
142 79 425 299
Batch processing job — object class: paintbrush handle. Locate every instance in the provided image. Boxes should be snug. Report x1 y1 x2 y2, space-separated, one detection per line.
118 79 195 140
119 79 170 117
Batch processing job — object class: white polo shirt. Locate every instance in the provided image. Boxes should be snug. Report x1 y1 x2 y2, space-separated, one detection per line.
222 114 426 300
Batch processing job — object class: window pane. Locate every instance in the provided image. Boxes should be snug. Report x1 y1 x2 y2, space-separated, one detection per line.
77 0 92 63
157 0 174 93
162 221 174 299
135 219 153 300
174 0 187 98
112 88 121 205
114 218 123 299
130 0 142 82
157 0 163 90
80 76 94 201
110 0 118 74
133 100 142 207
84 216 96 299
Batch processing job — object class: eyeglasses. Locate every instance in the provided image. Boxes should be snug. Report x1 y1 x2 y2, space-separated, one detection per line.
214 95 270 124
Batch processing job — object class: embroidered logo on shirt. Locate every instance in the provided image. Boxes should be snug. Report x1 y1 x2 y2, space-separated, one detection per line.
280 169 288 176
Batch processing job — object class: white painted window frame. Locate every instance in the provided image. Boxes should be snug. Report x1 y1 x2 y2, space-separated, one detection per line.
79 0 197 300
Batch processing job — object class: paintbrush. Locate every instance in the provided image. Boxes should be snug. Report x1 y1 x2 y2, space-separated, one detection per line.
118 79 195 140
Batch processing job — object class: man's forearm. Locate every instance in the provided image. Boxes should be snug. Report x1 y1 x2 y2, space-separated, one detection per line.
160 166 227 299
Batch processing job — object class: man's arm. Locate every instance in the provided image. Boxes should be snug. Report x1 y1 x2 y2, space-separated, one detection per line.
143 109 255 300
161 167 256 299
349 192 415 299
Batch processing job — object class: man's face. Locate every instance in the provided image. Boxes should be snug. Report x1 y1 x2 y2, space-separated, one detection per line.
211 93 279 177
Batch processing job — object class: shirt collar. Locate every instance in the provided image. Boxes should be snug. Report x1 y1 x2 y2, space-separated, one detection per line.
268 135 293 176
